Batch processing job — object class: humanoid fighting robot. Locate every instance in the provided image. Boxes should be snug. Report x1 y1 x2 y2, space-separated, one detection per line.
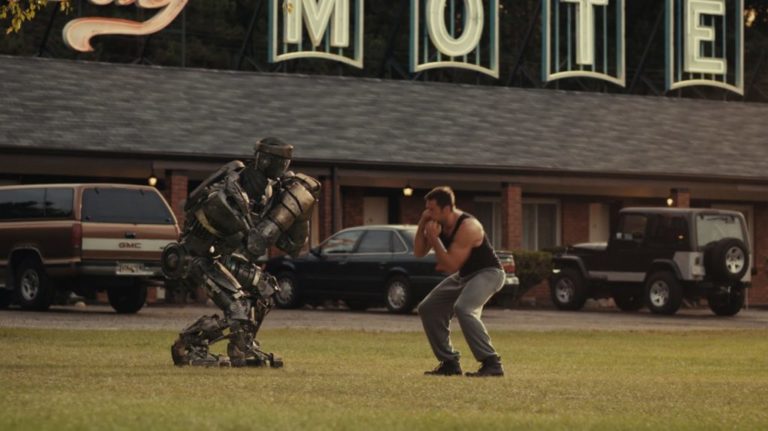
160 137 320 367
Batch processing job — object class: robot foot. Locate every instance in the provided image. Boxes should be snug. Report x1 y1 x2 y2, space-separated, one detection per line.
172 339 229 367
239 354 283 368
268 354 284 368
243 354 283 368
227 342 283 368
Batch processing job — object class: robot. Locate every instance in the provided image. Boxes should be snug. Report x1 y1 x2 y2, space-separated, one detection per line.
160 137 320 367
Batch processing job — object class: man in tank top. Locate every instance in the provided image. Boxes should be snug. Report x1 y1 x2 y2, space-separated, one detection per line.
414 186 505 377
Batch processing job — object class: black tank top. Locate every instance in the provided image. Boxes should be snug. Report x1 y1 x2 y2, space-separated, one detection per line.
439 213 502 277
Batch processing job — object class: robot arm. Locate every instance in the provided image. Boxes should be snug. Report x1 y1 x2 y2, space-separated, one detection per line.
276 220 310 257
246 173 321 257
184 160 245 212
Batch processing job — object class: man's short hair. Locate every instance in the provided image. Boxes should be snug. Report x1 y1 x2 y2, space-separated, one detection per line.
425 186 455 209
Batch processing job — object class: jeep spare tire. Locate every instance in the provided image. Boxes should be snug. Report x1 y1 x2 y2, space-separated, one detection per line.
705 238 748 282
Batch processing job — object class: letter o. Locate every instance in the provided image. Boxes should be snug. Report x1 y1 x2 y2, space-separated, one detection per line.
426 0 484 57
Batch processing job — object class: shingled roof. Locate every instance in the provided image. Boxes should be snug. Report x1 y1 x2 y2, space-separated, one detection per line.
2 55 767 181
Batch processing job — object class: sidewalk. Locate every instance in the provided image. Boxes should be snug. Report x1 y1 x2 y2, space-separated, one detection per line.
2 304 768 332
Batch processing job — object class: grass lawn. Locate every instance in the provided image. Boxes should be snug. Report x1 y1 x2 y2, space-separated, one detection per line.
1 327 767 430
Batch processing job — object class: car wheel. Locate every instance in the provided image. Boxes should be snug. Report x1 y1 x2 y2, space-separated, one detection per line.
612 288 644 312
345 300 369 312
15 258 54 311
707 285 745 316
705 238 749 282
549 267 587 311
107 283 147 314
274 272 303 309
644 272 683 315
385 275 414 314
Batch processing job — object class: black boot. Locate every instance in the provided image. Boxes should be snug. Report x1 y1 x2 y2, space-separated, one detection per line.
424 360 462 376
465 355 504 377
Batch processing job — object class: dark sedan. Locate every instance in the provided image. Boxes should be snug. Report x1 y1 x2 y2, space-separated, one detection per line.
265 225 518 313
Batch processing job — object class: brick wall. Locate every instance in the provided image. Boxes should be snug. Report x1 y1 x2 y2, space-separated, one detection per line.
750 204 768 305
522 281 552 307
400 192 423 224
562 200 590 246
319 175 334 240
501 183 522 250
672 188 690 208
166 171 188 226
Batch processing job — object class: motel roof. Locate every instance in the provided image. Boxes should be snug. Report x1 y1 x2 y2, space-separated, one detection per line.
1 55 768 181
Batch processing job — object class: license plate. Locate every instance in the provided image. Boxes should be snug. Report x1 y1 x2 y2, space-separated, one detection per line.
116 262 153 276
505 275 520 286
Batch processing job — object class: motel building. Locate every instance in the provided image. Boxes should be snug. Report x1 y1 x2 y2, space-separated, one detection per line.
1 0 768 306
1 54 767 307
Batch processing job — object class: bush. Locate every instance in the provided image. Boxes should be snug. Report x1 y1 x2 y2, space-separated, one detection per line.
513 250 554 289
495 250 553 308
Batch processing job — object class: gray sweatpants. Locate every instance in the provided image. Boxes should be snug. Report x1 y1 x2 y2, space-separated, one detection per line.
417 267 505 363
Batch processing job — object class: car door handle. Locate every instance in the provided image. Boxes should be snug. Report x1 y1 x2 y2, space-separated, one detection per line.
124 232 137 239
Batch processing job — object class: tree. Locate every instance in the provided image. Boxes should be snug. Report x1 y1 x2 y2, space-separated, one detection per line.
0 0 70 34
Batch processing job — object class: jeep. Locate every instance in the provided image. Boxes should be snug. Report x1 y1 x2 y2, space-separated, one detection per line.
549 207 752 316
0 184 180 313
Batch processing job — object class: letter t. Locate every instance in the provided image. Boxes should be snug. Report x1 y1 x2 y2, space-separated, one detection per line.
561 0 610 66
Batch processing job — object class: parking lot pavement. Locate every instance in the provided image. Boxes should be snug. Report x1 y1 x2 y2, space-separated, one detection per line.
2 304 768 332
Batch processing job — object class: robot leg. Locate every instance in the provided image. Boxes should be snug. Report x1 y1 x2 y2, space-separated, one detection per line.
171 314 231 367
226 308 283 368
201 262 283 368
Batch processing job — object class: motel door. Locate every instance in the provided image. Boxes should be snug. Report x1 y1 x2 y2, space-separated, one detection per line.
589 203 610 243
363 197 388 225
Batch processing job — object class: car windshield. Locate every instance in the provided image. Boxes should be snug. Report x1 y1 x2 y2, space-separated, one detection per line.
696 214 744 248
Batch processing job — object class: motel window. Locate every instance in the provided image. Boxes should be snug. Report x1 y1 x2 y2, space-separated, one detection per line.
523 200 560 251
474 198 501 249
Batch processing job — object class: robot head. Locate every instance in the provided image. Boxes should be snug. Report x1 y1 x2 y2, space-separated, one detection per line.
254 137 293 179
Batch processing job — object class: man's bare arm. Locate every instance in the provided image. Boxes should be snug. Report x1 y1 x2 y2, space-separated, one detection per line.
413 210 433 257
427 219 483 274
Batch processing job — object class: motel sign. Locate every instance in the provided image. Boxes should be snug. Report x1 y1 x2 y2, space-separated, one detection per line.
62 0 745 95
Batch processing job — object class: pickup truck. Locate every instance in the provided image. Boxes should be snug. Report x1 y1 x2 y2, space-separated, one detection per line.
0 184 179 313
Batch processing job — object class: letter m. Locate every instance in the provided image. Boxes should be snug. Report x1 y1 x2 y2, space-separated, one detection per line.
284 0 350 48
